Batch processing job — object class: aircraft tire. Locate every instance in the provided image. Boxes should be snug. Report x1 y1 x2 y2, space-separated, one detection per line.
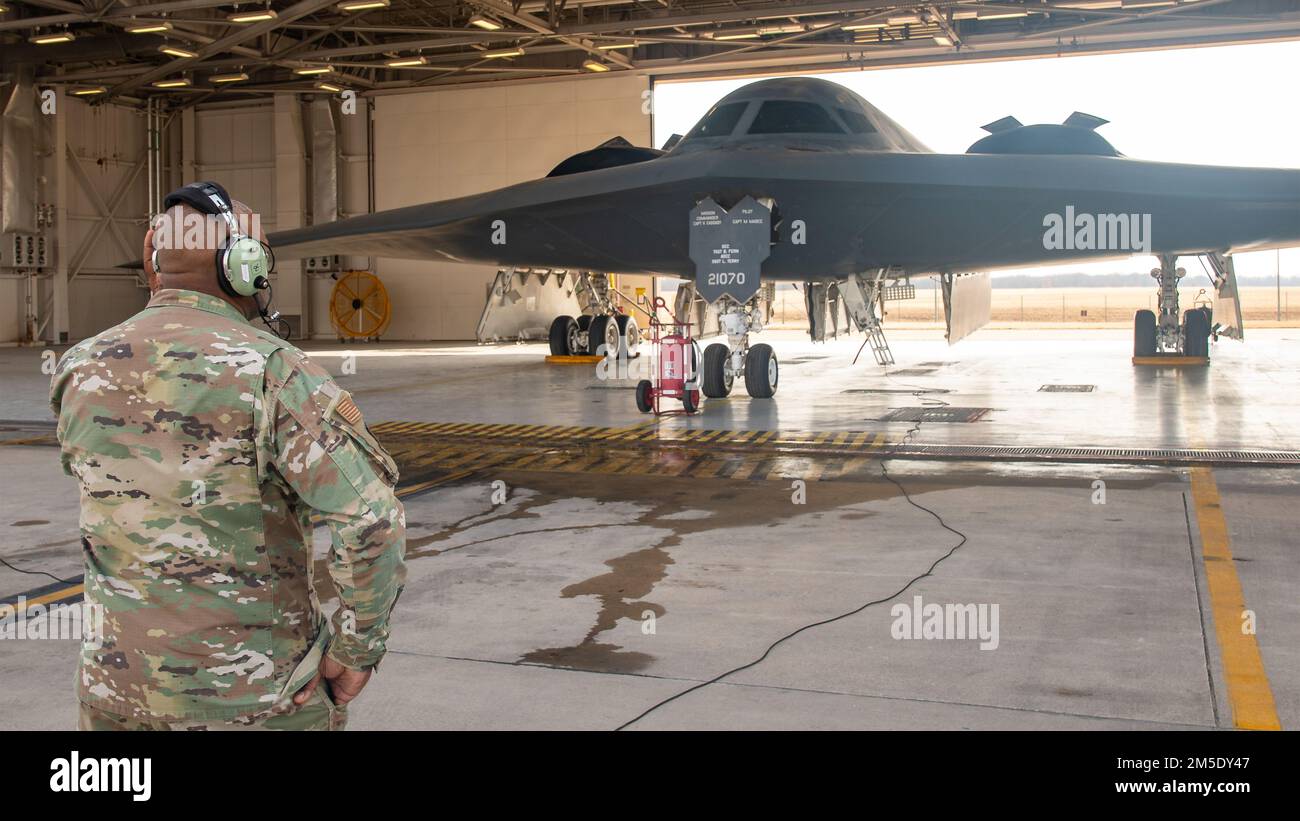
1134 310 1157 357
550 315 578 356
1183 309 1210 358
588 315 619 358
615 314 640 358
702 343 732 397
744 344 778 399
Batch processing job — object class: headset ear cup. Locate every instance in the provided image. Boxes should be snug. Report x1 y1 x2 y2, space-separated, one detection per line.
224 237 269 296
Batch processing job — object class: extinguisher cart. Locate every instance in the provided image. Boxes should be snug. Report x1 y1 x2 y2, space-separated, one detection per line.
636 297 703 415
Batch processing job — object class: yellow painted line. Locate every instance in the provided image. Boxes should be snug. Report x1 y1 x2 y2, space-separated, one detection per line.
396 469 476 499
693 457 728 478
598 455 639 474
1189 467 1281 730
3 583 85 615
848 432 872 447
728 456 763 481
500 452 551 470
0 436 57 447
752 431 779 446
411 445 470 466
839 456 872 478
437 422 481 435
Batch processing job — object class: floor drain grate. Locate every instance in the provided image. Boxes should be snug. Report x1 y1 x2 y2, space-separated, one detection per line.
1039 384 1095 392
887 368 936 377
786 356 831 364
878 407 992 423
842 388 952 395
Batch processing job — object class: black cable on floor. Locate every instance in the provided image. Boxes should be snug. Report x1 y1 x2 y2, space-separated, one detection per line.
0 556 81 586
613 415 969 731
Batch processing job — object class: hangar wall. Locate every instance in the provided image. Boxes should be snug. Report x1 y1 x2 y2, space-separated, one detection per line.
0 94 151 344
0 75 650 345
369 74 651 340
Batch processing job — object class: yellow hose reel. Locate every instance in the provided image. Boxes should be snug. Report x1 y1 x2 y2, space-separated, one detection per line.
329 270 391 341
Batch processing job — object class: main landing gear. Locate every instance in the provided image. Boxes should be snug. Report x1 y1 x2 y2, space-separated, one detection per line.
699 297 778 399
1134 254 1211 359
546 273 640 358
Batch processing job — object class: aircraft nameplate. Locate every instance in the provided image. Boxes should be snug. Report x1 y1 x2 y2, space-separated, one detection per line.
689 196 770 304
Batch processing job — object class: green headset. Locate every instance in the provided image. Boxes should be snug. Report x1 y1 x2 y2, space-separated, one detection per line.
160 180 272 298
157 181 288 338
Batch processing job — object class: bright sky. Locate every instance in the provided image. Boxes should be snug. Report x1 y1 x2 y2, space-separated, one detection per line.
651 40 1300 281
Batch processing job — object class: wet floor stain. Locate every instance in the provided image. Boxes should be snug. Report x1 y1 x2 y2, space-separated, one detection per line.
521 543 673 673
11 520 49 527
380 438 1172 677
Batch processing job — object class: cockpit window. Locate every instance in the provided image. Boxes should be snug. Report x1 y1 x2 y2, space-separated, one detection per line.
747 100 847 135
686 102 748 139
835 107 877 134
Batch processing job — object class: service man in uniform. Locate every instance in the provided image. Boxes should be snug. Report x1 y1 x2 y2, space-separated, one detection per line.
50 181 406 730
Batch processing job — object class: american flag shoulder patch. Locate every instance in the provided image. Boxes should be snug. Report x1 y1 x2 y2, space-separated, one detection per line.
335 394 363 426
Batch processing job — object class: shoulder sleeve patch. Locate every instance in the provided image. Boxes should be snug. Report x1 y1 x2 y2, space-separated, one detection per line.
335 394 363 426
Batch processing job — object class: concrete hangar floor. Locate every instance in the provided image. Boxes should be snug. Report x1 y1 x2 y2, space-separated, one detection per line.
1 326 1296 731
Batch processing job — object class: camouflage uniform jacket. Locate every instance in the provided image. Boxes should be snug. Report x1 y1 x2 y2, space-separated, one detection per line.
49 289 406 721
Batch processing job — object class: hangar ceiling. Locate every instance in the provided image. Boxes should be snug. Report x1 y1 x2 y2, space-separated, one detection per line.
1 0 1298 104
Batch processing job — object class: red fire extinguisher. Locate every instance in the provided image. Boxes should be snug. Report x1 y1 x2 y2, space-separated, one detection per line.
636 298 701 415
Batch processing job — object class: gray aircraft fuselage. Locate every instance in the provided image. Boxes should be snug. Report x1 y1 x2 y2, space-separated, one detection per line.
271 77 1300 280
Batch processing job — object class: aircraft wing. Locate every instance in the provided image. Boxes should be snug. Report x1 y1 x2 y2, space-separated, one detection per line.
270 153 697 276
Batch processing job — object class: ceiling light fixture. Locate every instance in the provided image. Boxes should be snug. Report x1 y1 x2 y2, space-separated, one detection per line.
468 13 503 30
581 59 610 72
316 81 343 92
211 71 250 83
71 86 108 96
294 64 332 75
386 56 427 67
228 8 278 23
482 47 525 58
152 77 193 88
30 31 76 44
337 0 389 11
756 24 805 35
125 21 173 34
596 41 637 50
159 44 198 58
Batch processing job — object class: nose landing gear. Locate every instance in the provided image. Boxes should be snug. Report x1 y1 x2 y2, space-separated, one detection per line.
1134 254 1211 362
698 297 778 399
